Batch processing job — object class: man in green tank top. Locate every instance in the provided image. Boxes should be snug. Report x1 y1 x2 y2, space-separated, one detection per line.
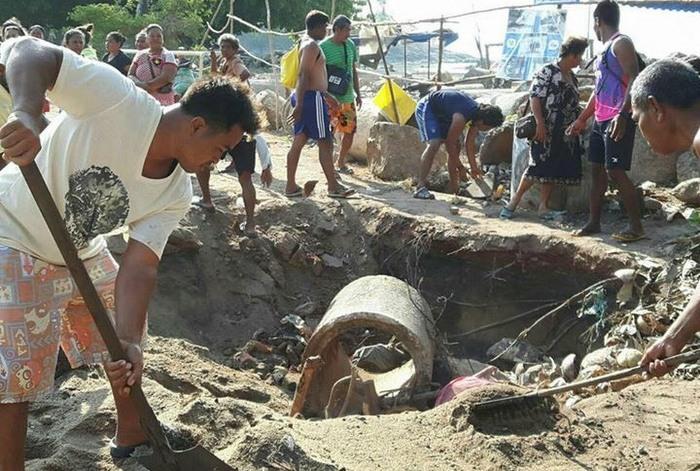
320 15 362 175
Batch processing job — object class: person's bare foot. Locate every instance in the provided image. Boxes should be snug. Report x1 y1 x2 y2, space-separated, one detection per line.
191 196 215 211
572 222 601 237
239 221 258 238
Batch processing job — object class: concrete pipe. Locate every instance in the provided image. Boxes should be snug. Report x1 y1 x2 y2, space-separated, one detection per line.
291 275 436 418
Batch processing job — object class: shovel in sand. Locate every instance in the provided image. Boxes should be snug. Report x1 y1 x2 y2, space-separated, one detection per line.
20 161 234 471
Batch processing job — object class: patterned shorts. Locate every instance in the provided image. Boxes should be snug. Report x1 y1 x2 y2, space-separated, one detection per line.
330 102 357 135
0 245 118 403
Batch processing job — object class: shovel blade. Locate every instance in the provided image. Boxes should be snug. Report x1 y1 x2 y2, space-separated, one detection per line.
137 444 236 471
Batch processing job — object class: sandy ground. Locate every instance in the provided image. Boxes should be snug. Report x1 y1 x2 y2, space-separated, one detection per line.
23 130 700 470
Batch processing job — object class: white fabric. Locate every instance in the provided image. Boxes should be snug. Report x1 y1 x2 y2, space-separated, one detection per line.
0 46 192 264
254 134 272 170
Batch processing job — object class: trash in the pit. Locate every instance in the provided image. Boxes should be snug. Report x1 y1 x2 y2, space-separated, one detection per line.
351 342 410 373
486 337 544 366
434 368 500 406
280 314 312 340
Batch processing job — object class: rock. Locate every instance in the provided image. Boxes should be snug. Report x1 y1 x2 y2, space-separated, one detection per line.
321 253 344 268
449 206 460 215
561 353 578 382
164 226 203 254
255 89 286 130
615 348 643 368
367 122 447 181
564 395 583 409
640 181 657 191
479 123 513 165
671 178 700 206
271 366 288 385
232 351 257 370
629 133 678 185
644 197 663 212
490 92 529 116
677 151 700 182
581 347 616 371
348 101 382 163
271 232 300 261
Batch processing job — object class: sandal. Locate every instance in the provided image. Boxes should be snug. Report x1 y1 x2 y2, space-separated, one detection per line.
284 187 303 198
612 230 645 243
539 210 567 221
239 222 258 239
328 186 356 199
191 197 215 212
499 207 515 220
413 187 435 200
337 166 354 175
109 437 149 459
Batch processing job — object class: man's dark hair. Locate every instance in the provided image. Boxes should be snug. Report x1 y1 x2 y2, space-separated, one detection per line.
594 0 620 29
476 104 504 128
306 10 329 31
332 15 351 32
106 31 126 46
559 36 588 59
180 76 260 135
631 59 700 111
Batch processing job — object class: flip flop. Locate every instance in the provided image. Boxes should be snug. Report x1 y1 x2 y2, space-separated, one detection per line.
539 210 567 221
191 198 215 212
413 186 435 200
328 186 356 199
239 222 258 239
572 226 601 237
337 166 354 175
284 187 303 198
109 437 149 459
499 207 515 220
303 180 319 197
612 230 645 243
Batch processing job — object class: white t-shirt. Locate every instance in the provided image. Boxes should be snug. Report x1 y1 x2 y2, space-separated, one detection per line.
0 45 192 265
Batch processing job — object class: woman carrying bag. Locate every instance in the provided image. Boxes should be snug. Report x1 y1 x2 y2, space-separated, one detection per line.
501 36 588 220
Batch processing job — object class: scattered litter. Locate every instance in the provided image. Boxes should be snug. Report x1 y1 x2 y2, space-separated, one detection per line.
352 343 409 373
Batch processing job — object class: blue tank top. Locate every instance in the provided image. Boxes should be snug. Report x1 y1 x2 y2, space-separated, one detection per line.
428 89 479 127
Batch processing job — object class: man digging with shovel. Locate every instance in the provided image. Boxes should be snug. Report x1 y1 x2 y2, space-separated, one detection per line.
0 37 258 470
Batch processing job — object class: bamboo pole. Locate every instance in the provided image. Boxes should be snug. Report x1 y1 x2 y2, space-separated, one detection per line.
229 0 235 34
366 0 401 124
436 16 444 90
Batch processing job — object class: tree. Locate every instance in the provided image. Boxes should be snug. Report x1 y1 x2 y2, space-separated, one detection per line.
230 0 365 33
0 0 97 29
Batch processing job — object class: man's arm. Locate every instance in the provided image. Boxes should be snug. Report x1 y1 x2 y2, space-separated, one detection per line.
106 238 159 396
609 37 640 141
461 119 481 178
569 92 596 136
0 38 61 165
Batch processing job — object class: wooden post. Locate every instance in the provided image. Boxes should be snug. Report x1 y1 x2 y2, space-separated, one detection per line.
436 16 444 90
403 38 407 78
229 0 235 34
367 0 400 124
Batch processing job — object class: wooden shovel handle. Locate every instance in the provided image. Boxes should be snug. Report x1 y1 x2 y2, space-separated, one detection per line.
20 162 173 459
536 348 700 398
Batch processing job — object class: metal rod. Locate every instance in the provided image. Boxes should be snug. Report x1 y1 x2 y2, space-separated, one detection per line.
367 0 401 124
436 16 444 89
229 0 235 34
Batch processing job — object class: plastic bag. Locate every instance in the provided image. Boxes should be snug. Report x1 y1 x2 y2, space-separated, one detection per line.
280 45 300 90
372 80 416 125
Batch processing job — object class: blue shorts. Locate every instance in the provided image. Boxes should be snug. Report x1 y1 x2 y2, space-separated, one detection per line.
290 90 332 140
416 96 447 142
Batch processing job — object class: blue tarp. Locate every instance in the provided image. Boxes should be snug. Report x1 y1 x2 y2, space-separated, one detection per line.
386 31 460 48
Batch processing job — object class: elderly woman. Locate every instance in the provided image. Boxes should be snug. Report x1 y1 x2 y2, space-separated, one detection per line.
632 59 700 375
102 31 131 75
135 30 148 50
63 28 85 55
128 24 177 105
2 18 25 40
501 36 589 220
28 25 45 39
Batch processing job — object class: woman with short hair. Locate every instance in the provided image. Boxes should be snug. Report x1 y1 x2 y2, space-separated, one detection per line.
28 25 45 40
2 18 25 40
63 28 85 55
102 31 130 75
501 36 589 220
128 24 177 105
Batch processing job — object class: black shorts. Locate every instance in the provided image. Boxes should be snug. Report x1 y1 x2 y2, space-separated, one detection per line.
227 139 256 175
588 117 635 171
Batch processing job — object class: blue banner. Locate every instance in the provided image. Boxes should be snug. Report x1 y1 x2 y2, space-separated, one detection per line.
498 8 567 81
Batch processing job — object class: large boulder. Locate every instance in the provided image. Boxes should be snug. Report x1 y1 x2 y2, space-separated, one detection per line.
629 132 678 185
348 101 381 163
671 178 700 206
490 92 529 117
255 89 286 130
677 151 700 182
479 123 513 165
367 122 447 181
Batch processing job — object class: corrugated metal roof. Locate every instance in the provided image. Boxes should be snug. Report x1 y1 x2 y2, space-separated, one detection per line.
619 0 700 12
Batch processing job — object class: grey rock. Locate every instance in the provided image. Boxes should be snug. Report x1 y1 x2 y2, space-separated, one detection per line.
629 132 678 185
677 151 700 182
671 178 700 206
479 123 513 165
